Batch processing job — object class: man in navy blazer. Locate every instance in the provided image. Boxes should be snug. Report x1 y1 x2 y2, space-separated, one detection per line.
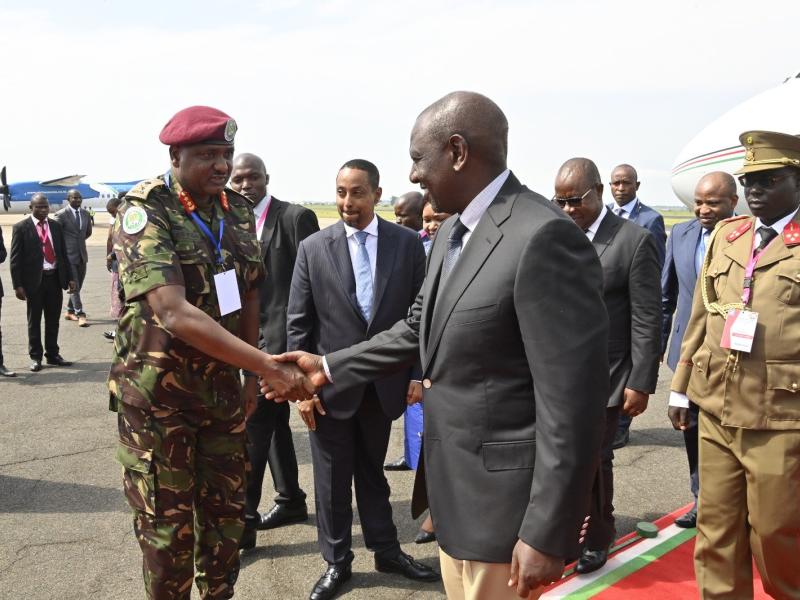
661 171 737 528
608 163 667 448
287 159 435 600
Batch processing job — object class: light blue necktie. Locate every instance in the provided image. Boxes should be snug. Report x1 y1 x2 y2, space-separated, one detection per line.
354 230 373 320
695 229 709 274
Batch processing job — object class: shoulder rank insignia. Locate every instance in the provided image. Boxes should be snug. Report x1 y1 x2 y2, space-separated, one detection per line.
784 221 800 247
725 218 752 243
126 178 165 201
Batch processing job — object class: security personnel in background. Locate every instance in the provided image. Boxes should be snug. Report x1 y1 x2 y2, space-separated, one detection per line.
670 130 800 599
108 106 313 600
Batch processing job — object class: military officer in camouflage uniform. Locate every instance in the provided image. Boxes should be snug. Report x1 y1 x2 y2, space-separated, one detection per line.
670 131 800 599
108 106 313 600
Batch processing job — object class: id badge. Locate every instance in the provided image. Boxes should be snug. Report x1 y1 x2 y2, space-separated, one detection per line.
720 309 758 353
213 269 242 316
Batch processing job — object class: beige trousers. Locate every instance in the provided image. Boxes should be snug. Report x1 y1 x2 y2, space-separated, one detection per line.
695 410 800 599
439 548 543 600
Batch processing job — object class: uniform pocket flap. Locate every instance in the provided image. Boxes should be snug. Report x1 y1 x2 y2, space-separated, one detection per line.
482 439 535 471
115 441 154 473
766 361 800 393
691 345 712 375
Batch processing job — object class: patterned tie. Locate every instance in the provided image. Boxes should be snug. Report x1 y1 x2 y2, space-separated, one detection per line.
756 226 778 252
614 206 626 218
354 230 373 320
441 218 469 283
38 221 56 263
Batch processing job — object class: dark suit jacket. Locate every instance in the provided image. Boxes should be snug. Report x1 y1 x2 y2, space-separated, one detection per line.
592 210 661 404
10 217 71 294
0 227 6 298
610 199 667 267
257 197 320 353
287 217 426 421
326 173 609 562
53 206 92 264
661 218 703 371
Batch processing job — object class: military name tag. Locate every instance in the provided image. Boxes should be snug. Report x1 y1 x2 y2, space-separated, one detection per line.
720 309 758 353
213 269 241 316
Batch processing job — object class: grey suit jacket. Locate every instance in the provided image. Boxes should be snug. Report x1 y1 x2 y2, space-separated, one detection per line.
257 197 320 354
661 218 703 371
53 206 92 263
592 211 661 405
287 217 426 420
327 173 609 562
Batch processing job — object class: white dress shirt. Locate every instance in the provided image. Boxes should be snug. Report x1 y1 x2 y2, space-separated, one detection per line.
584 205 608 241
611 197 638 219
343 215 379 281
458 169 511 248
253 194 272 242
31 215 56 270
669 207 800 408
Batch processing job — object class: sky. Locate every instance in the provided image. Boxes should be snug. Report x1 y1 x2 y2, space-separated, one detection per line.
1 0 799 206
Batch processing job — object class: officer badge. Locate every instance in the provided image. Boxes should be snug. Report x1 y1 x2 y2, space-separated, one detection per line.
224 119 238 142
122 206 148 234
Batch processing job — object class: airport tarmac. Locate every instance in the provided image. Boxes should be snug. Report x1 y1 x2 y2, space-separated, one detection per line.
0 231 693 599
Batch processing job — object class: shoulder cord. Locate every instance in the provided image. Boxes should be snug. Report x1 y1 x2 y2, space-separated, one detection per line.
700 224 745 318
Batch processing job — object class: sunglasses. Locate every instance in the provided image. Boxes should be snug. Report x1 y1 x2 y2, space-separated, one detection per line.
737 171 792 189
552 187 592 208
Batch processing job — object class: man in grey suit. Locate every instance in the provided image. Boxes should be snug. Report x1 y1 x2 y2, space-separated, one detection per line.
555 158 662 574
662 171 737 529
287 159 434 600
228 153 319 550
607 164 666 448
54 189 92 327
273 93 609 599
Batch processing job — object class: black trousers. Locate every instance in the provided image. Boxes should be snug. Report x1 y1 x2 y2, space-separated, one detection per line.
245 397 306 519
684 401 700 503
0 297 4 365
309 386 400 566
27 273 63 361
586 405 621 551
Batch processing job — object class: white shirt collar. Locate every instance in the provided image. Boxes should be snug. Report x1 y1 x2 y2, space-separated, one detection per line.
755 207 799 236
343 214 379 238
614 196 638 214
30 214 48 228
585 204 608 238
459 169 511 232
253 194 272 217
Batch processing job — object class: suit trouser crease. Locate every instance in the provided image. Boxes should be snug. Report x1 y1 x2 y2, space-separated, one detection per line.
26 274 62 361
695 410 800 599
67 261 87 315
118 399 247 600
309 389 400 565
586 405 620 550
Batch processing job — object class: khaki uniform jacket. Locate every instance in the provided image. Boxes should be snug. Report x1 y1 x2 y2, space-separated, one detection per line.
672 214 800 430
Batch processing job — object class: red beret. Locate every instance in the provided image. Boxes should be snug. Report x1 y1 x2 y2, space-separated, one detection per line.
159 105 237 146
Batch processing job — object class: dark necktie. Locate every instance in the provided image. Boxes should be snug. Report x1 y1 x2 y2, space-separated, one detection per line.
74 208 81 230
38 221 56 263
441 218 469 283
756 226 778 252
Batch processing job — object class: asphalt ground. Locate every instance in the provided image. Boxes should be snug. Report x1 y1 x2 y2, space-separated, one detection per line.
0 219 692 599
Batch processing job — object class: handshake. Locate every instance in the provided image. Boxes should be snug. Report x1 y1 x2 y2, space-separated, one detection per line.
257 351 329 402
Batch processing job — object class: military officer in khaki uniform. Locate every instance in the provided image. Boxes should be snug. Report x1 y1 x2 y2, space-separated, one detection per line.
670 130 800 599
109 106 313 600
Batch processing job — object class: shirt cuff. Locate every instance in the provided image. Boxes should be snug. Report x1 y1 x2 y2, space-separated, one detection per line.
322 356 333 383
668 391 691 408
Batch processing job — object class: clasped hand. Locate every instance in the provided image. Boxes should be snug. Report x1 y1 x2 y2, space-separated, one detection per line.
257 356 317 402
260 351 329 401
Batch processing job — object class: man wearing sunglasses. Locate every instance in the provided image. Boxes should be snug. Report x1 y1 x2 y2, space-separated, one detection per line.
553 158 661 575
670 130 800 598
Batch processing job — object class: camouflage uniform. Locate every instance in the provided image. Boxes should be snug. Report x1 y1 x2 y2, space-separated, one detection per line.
108 172 263 600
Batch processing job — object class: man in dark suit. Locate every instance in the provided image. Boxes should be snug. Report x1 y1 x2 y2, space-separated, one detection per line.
607 163 667 449
555 158 662 574
287 159 434 599
274 93 609 600
662 171 737 529
53 189 92 327
10 193 74 371
0 226 15 377
228 153 319 550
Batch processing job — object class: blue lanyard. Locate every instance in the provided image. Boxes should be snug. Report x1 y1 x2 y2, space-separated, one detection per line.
189 211 225 265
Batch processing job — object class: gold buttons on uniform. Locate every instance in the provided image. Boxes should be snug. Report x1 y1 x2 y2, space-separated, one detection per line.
792 382 798 392
422 378 432 389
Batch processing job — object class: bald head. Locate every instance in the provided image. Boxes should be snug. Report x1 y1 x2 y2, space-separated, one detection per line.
410 91 509 214
230 153 270 204
693 171 737 230
557 158 602 189
554 158 604 231
30 192 50 221
394 191 424 231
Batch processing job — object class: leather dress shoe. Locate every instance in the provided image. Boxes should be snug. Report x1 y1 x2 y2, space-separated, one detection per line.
375 550 440 582
103 330 116 340
309 564 351 600
611 428 630 450
30 361 42 372
384 457 411 471
258 504 308 530
674 508 697 529
0 365 17 377
575 548 609 574
414 529 436 544
46 355 72 367
239 526 257 551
